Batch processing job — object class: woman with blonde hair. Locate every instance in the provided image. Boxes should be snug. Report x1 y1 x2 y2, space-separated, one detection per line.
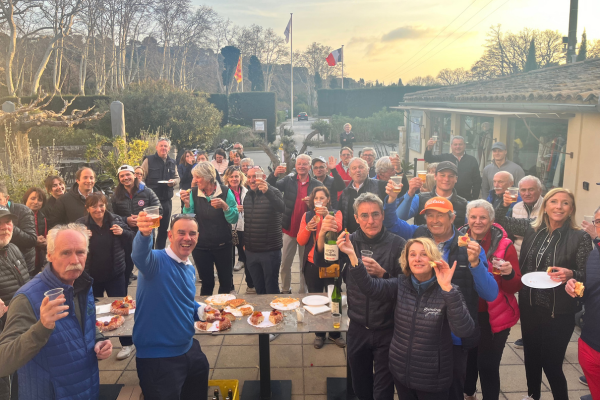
343 236 474 399
495 187 593 400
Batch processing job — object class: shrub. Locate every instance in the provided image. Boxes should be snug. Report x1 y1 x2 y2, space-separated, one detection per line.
311 120 333 142
330 108 405 142
85 135 149 184
276 110 287 125
211 125 262 149
228 92 277 142
293 102 309 116
26 126 101 146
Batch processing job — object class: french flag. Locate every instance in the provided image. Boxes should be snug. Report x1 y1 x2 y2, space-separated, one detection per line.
326 47 343 66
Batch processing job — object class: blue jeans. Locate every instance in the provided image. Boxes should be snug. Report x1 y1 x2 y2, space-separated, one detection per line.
245 249 281 294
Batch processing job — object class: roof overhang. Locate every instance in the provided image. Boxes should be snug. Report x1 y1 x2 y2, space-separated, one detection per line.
393 101 599 117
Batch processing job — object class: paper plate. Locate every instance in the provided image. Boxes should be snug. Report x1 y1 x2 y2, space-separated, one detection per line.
521 271 562 289
157 180 171 183
302 295 330 306
195 320 228 332
270 298 300 311
223 304 254 317
247 311 283 328
205 294 236 307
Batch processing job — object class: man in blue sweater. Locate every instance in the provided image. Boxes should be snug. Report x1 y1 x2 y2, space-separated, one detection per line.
383 183 498 400
132 211 218 400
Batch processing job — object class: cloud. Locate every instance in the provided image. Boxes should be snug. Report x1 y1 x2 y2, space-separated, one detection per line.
381 26 434 42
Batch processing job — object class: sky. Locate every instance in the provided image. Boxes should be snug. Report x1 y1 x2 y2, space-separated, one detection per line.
199 0 600 83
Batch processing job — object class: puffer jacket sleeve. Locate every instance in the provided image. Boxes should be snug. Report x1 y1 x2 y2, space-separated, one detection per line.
264 185 285 213
112 213 134 243
10 206 37 250
146 187 163 216
267 173 287 193
349 260 398 302
442 284 475 338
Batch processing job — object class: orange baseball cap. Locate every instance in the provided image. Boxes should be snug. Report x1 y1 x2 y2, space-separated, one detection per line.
419 197 454 214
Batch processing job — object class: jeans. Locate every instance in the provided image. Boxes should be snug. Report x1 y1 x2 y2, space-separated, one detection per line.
280 233 305 293
155 198 172 250
245 249 282 294
304 260 340 339
464 312 511 400
347 322 394 400
136 339 209 400
520 304 575 400
92 274 132 347
192 244 233 296
579 337 600 400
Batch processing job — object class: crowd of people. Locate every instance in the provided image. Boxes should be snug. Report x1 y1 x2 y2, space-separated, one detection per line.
0 134 598 400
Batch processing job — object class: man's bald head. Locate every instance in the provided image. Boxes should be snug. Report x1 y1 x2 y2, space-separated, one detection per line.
493 171 514 195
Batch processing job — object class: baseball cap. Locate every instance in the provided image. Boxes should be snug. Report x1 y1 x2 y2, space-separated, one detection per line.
0 205 17 222
491 142 507 151
419 197 454 215
312 156 327 166
436 161 458 175
118 165 135 175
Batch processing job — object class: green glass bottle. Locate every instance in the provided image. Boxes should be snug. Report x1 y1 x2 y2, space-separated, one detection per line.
331 277 342 315
324 211 339 264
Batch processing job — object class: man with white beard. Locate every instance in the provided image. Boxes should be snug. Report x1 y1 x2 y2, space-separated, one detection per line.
0 223 112 400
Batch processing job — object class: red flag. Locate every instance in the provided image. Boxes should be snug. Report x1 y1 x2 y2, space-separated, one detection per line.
326 48 343 66
234 56 242 83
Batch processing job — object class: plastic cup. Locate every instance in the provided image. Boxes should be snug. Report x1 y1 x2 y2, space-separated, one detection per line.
280 163 287 169
389 151 398 159
390 176 403 193
361 250 373 259
508 187 519 203
332 313 341 329
417 171 427 183
296 308 305 323
492 257 504 276
255 171 264 181
44 288 64 301
432 135 438 142
584 215 594 223
144 206 161 228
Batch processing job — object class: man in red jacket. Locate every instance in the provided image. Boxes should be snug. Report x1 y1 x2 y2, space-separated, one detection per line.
460 199 522 400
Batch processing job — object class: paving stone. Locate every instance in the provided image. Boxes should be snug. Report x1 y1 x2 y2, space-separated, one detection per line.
117 370 140 385
270 367 304 394
302 344 346 367
270 344 303 368
271 333 303 344
99 370 122 384
203 345 221 366
500 346 524 365
196 334 224 346
498 365 535 393
223 334 259 346
304 396 327 400
291 396 305 400
542 363 586 393
564 341 579 363
212 368 258 392
99 349 132 371
567 389 591 400
303 367 346 395
126 356 137 371
216 345 259 368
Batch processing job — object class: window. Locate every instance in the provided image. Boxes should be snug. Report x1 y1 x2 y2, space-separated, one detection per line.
461 115 494 166
429 113 452 154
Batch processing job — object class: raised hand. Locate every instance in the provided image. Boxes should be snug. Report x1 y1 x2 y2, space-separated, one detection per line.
502 191 513 207
385 180 398 203
433 259 457 292
180 190 191 208
137 211 157 237
363 257 385 278
408 177 423 196
257 179 269 193
274 165 287 177
427 138 435 150
327 156 338 171
319 214 338 236
40 295 69 330
336 231 355 256
466 240 481 267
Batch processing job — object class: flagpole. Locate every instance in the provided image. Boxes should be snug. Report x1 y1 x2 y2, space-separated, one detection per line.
290 13 294 128
341 45 344 89
241 55 243 92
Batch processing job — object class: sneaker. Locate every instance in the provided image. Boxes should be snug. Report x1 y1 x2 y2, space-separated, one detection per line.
314 336 325 349
521 396 534 400
514 338 524 349
580 395 592 400
579 375 588 386
328 336 346 348
116 345 135 360
281 289 292 294
131 275 137 281
246 287 256 294
269 334 279 342
464 394 478 400
234 261 244 271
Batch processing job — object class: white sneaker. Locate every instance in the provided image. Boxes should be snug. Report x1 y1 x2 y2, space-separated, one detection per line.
234 261 245 271
269 334 279 342
116 345 135 360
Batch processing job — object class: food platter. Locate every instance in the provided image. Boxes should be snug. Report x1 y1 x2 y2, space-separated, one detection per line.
270 297 300 311
205 294 236 307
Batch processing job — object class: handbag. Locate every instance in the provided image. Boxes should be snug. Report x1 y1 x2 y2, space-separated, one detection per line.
231 228 239 246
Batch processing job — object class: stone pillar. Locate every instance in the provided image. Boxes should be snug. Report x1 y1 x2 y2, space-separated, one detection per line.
2 101 16 113
110 101 126 140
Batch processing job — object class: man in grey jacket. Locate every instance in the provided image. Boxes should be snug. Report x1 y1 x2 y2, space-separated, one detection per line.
481 142 525 197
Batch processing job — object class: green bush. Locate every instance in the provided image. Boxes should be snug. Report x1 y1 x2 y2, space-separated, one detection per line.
276 110 287 125
114 81 222 151
228 92 277 142
331 108 405 142
317 86 429 118
26 126 103 146
293 102 309 116
311 120 333 142
211 125 263 149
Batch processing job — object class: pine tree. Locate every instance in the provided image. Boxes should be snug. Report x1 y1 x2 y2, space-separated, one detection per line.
577 29 587 62
524 39 537 72
248 55 265 91
398 78 404 87
314 72 322 89
329 76 338 89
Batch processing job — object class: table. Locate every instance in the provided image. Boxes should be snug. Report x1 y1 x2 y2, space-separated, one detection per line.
96 294 350 400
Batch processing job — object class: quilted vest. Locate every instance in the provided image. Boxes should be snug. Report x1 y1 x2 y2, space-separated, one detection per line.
191 184 232 249
146 153 176 201
15 266 99 400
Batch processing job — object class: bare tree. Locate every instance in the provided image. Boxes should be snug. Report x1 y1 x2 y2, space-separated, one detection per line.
436 68 471 85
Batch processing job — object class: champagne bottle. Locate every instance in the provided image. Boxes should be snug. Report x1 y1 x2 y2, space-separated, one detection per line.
228 389 233 400
324 211 339 264
214 389 220 400
331 277 342 314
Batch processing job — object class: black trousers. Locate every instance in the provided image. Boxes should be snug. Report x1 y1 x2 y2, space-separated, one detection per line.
520 303 575 400
136 339 209 400
304 261 340 339
155 198 172 250
447 345 469 400
193 244 233 295
464 312 511 400
394 379 449 400
347 322 394 400
92 274 133 347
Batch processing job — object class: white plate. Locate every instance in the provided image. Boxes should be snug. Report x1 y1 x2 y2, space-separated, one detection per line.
270 298 300 311
247 311 282 328
157 180 172 183
302 295 330 306
205 294 236 306
223 304 254 317
195 320 226 332
521 271 562 289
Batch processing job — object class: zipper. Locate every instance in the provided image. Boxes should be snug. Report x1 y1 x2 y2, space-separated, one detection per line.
405 290 422 386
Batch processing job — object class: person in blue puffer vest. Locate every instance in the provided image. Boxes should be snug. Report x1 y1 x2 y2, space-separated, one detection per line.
0 223 113 400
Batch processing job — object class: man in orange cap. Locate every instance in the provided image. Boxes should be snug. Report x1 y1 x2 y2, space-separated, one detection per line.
383 183 499 400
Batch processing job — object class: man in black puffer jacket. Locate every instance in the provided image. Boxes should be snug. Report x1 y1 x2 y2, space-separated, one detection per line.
0 205 30 400
315 193 405 400
0 183 37 275
244 167 285 294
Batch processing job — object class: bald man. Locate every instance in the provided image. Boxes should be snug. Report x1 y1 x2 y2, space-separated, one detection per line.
486 171 521 216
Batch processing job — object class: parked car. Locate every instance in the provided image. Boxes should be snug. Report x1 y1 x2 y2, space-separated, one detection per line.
297 112 309 121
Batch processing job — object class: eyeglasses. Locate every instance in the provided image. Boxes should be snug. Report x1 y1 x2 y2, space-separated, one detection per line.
312 165 327 170
592 220 600 227
171 213 196 223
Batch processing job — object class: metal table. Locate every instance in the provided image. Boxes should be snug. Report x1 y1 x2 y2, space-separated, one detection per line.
96 294 350 400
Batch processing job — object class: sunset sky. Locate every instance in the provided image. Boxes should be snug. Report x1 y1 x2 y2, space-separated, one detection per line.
201 0 599 83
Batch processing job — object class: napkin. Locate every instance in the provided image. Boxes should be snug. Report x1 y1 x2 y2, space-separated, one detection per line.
304 305 331 316
96 304 111 314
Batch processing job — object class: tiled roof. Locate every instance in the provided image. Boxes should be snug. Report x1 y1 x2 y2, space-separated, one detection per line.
404 58 600 104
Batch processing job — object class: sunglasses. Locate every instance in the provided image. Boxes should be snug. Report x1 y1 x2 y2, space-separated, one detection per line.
170 213 196 224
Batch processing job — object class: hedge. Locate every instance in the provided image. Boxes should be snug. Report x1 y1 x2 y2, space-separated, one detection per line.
228 92 277 142
317 86 430 118
0 95 110 114
206 94 228 126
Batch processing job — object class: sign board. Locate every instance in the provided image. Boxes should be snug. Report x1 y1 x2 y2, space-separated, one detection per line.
253 119 267 132
408 110 422 152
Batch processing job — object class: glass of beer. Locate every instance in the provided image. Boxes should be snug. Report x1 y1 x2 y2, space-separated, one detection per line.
44 288 64 301
584 215 594 223
492 257 504 275
255 171 264 181
390 176 403 193
280 162 287 170
314 200 324 212
417 171 427 184
508 187 519 203
389 151 398 159
332 313 341 329
144 206 161 229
